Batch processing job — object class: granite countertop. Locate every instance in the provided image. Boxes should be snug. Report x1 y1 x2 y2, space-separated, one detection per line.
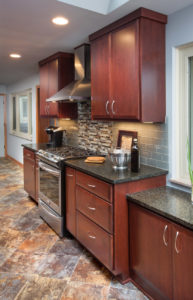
65 158 168 184
127 186 193 230
22 143 49 152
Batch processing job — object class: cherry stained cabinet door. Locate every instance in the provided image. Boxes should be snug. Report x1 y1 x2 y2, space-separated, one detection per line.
129 203 173 300
173 224 193 300
110 21 140 120
39 52 77 118
66 167 76 237
47 59 59 117
91 34 111 119
40 63 49 116
23 149 36 201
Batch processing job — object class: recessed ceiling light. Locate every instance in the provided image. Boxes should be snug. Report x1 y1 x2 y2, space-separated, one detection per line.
52 16 69 25
9 53 21 58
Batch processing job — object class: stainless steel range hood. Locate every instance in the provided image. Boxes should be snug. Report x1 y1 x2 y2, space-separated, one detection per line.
46 44 90 103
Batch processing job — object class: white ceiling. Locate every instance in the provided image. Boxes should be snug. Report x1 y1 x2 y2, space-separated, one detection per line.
1 0 193 85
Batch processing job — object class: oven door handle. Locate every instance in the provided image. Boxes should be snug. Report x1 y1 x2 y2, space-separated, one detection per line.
39 199 61 219
39 162 60 177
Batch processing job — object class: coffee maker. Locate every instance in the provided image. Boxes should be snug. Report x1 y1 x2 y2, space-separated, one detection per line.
45 126 63 147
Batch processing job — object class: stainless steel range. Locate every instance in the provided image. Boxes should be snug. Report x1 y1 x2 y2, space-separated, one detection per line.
37 146 94 237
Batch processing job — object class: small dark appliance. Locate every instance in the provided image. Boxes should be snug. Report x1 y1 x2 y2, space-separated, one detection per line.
45 126 63 147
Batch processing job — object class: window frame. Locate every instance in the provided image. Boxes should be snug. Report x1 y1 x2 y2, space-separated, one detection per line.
171 43 193 187
10 89 32 141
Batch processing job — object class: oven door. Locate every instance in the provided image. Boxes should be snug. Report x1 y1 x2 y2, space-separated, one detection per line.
38 161 61 215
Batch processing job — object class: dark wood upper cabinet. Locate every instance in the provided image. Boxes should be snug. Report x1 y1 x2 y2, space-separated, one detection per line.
89 7 167 122
39 52 77 119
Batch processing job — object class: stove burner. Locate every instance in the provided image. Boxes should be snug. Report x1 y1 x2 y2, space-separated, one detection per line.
37 146 96 167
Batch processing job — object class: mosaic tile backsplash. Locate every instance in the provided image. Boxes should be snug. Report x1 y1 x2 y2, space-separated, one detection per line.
58 102 168 170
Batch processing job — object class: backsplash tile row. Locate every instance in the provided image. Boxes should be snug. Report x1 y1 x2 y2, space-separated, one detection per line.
58 102 168 170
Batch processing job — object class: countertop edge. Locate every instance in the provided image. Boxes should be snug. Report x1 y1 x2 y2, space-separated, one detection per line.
127 195 193 231
64 161 168 184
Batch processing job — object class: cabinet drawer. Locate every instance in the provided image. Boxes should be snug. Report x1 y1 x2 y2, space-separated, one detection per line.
24 148 35 160
76 171 112 202
76 185 113 233
76 211 113 270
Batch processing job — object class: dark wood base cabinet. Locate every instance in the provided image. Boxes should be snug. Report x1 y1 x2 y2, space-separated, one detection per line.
129 203 193 300
66 166 166 283
23 148 38 203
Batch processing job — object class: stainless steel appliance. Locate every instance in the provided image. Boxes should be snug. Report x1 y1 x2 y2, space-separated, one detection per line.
46 44 90 103
37 146 94 237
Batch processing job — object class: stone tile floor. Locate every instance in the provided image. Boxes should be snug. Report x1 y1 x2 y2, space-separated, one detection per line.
0 158 149 300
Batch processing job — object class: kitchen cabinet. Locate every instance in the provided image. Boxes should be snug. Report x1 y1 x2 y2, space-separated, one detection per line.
39 52 77 119
89 8 167 122
129 203 193 300
65 166 166 282
129 203 172 300
173 224 193 300
23 148 37 202
66 167 76 236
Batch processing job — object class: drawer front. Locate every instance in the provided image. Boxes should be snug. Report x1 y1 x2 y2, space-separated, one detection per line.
76 211 113 270
24 148 35 160
76 171 112 202
76 185 113 233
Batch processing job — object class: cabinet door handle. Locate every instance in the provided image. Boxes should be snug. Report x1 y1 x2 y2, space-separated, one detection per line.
88 233 96 239
106 100 110 115
88 206 96 211
26 153 31 157
67 174 73 177
88 184 96 188
111 100 115 115
47 104 49 115
175 231 180 254
163 225 168 247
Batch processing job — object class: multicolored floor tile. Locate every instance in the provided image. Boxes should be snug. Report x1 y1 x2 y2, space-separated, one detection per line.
0 157 149 299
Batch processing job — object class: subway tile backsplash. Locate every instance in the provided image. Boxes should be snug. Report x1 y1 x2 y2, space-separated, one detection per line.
58 102 168 170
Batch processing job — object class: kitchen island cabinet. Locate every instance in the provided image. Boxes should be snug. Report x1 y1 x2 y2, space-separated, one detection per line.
39 52 77 119
128 187 193 299
89 7 167 122
65 160 167 282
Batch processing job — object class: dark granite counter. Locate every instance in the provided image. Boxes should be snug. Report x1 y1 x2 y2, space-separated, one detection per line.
65 158 168 184
127 186 193 230
22 143 49 152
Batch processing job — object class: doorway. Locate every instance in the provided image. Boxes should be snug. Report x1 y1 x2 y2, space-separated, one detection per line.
0 94 7 157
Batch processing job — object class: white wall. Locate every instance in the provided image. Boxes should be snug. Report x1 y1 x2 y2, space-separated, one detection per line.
0 96 5 157
7 73 39 164
0 85 6 94
0 85 6 157
166 4 193 192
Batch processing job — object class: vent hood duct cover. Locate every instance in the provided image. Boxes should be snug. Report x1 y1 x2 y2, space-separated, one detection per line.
46 44 91 103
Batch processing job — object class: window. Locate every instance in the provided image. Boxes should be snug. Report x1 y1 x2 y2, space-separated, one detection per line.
172 43 193 187
10 89 32 140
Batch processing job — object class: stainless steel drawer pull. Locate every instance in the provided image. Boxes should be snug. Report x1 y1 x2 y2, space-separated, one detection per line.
67 174 73 177
106 100 110 115
88 234 96 239
163 225 168 247
88 206 96 211
112 100 115 115
175 231 180 254
88 184 96 188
